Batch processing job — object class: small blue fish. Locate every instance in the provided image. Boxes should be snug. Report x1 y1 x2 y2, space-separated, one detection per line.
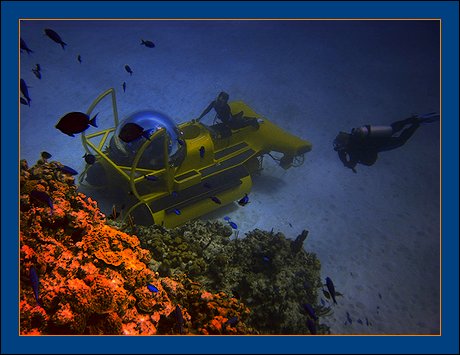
224 216 231 221
83 153 96 165
20 97 29 106
263 256 270 263
237 193 249 206
226 316 238 327
125 64 133 75
228 221 238 229
77 54 82 63
306 318 316 335
199 146 205 158
122 81 126 92
357 319 363 325
171 191 178 197
175 305 184 334
59 165 78 175
325 277 337 304
144 174 158 181
173 208 181 215
303 303 318 320
30 190 53 214
320 298 326 306
366 317 370 326
147 284 159 293
41 151 52 160
29 266 42 307
210 196 221 204
378 293 382 299
177 138 185 146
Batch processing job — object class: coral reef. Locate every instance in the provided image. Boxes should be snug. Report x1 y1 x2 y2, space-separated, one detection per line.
19 158 255 335
120 218 329 334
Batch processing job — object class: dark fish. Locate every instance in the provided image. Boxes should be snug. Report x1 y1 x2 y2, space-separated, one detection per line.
32 68 41 80
147 284 159 293
77 54 82 63
144 174 158 181
210 196 221 205
325 277 337 304
118 122 151 143
55 112 98 137
306 318 316 335
124 64 133 75
228 221 238 229
199 146 205 158
41 151 52 159
141 39 155 48
58 165 78 175
303 303 318 320
223 316 238 333
320 298 326 306
224 216 231 221
35 64 41 71
366 317 369 326
173 208 181 215
20 38 33 54
263 256 270 263
174 305 184 334
289 222 293 228
171 191 178 198
378 293 382 299
122 81 126 92
237 193 249 206
20 97 29 106
44 28 67 50
203 182 212 189
177 138 185 146
83 153 96 165
20 79 31 105
357 319 363 325
30 189 53 213
29 266 41 307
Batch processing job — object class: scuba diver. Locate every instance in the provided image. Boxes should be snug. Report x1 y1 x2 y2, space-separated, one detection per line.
193 91 260 136
333 112 439 173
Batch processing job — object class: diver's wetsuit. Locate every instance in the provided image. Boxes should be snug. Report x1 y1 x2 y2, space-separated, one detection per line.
199 100 259 131
337 117 420 171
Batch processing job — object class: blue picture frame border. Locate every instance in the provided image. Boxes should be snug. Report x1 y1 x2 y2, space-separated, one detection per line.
2 1 458 354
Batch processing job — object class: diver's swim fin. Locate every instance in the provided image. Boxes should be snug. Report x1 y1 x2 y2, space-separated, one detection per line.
415 112 440 124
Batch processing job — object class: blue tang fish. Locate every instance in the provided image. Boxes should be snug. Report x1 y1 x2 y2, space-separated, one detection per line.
147 284 159 293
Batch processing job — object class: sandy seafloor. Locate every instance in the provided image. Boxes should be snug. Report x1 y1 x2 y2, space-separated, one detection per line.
19 20 440 335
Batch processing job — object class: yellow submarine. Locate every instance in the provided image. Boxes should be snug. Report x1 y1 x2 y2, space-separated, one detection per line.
80 88 312 228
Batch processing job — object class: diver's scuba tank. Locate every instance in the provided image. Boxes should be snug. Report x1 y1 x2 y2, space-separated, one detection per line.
353 125 393 138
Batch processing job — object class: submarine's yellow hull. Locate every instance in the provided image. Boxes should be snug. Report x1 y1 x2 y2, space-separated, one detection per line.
80 89 312 228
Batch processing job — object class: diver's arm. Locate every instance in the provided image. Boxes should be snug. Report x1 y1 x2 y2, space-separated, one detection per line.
338 150 358 173
196 101 214 122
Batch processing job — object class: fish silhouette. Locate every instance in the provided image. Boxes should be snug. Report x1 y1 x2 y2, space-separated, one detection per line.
77 54 82 63
122 81 126 92
20 79 31 105
55 112 98 137
325 277 337 304
124 65 133 75
44 28 67 50
20 38 33 54
141 39 155 48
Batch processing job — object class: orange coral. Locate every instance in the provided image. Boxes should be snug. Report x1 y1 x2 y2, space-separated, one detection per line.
19 159 255 335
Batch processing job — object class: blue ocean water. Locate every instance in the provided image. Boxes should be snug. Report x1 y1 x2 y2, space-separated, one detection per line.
19 19 440 335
